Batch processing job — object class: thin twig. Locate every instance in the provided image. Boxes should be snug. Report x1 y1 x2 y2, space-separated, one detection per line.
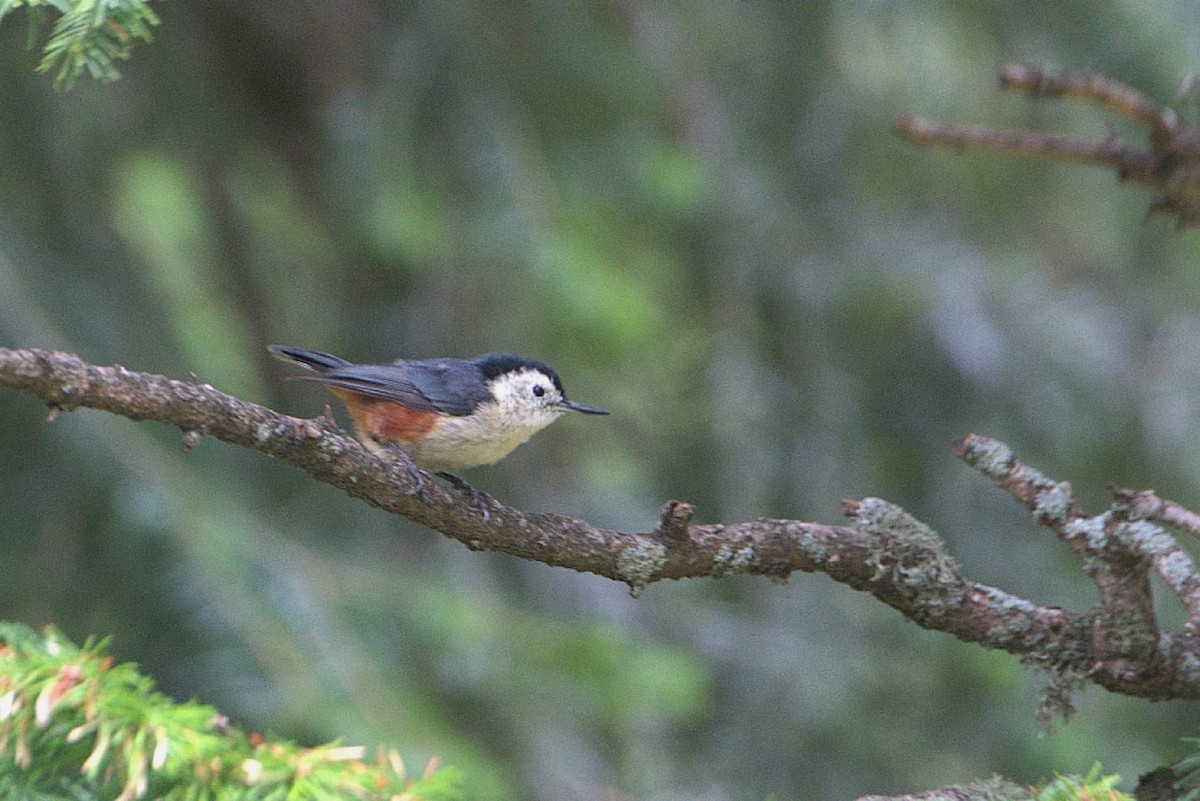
998 63 1177 135
893 116 1153 174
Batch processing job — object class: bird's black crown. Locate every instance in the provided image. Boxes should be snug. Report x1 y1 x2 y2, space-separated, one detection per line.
474 353 565 394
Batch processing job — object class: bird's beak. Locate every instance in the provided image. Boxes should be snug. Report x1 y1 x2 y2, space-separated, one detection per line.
560 399 609 415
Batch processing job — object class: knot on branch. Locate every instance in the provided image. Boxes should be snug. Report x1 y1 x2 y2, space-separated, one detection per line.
655 499 693 541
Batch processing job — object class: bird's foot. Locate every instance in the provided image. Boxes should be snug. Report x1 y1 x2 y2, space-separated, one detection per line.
387 444 428 497
437 472 493 523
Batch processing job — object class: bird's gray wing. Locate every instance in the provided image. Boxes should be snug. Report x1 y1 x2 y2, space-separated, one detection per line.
302 360 488 416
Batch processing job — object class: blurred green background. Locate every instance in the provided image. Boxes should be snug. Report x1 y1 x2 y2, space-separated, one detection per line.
4 2 1200 799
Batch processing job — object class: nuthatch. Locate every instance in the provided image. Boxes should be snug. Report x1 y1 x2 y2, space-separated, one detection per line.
269 346 608 481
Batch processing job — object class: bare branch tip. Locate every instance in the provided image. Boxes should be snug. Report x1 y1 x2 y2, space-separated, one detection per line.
998 62 1044 93
891 113 917 135
954 432 1009 463
1107 484 1139 506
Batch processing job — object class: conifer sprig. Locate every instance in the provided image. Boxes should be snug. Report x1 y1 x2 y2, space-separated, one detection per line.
0 0 161 88
0 623 462 800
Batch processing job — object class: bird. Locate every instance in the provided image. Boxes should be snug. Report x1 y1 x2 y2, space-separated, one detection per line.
268 345 608 488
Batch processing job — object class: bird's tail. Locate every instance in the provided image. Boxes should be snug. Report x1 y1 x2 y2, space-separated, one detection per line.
267 345 352 373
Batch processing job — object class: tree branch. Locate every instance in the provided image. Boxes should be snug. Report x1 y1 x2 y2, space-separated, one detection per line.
1110 487 1200 541
894 63 1200 228
6 347 1200 704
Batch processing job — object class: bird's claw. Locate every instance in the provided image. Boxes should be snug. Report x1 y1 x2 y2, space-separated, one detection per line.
437 472 492 523
387 444 428 498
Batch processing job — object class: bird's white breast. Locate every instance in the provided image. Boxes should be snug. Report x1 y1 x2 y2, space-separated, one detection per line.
405 400 562 472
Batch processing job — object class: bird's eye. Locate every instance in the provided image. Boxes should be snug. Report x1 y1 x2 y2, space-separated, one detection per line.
532 384 546 398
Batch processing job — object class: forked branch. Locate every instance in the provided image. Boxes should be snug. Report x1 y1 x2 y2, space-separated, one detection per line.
4 347 1200 705
895 63 1200 227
